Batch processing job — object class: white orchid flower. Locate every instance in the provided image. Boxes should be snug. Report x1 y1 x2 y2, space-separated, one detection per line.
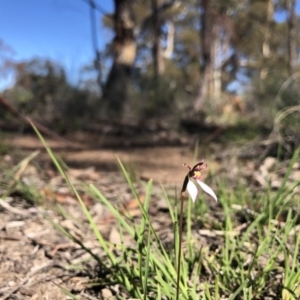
181 160 217 202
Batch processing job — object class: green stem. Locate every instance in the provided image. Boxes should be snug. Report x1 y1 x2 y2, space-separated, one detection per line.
176 195 184 300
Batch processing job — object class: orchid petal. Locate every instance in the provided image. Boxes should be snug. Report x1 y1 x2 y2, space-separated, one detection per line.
196 180 218 202
186 180 198 202
187 180 198 202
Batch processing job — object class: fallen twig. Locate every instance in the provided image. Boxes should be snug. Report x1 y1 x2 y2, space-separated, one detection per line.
0 198 28 216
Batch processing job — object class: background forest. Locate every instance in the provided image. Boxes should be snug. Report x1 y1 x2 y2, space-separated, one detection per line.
0 0 299 141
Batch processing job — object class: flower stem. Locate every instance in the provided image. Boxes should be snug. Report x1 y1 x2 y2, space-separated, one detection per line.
175 194 184 300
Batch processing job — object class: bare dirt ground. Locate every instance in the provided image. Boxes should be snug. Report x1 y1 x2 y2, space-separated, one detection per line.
5 133 205 186
0 132 299 299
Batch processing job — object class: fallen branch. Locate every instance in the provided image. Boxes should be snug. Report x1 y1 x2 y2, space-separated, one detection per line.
0 96 84 149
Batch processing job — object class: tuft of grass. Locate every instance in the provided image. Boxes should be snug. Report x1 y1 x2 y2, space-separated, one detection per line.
31 123 300 299
0 150 43 205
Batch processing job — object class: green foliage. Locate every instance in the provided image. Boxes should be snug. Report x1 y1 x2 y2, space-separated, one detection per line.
3 58 99 131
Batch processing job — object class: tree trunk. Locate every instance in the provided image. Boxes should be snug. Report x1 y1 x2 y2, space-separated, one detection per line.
151 0 165 80
260 0 274 80
213 24 223 99
88 0 103 91
102 0 136 117
163 21 175 59
194 0 216 111
286 0 296 76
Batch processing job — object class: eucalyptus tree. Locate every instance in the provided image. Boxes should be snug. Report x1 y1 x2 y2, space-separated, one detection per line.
102 0 137 117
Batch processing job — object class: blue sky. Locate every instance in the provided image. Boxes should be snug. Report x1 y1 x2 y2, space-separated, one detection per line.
0 0 114 90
